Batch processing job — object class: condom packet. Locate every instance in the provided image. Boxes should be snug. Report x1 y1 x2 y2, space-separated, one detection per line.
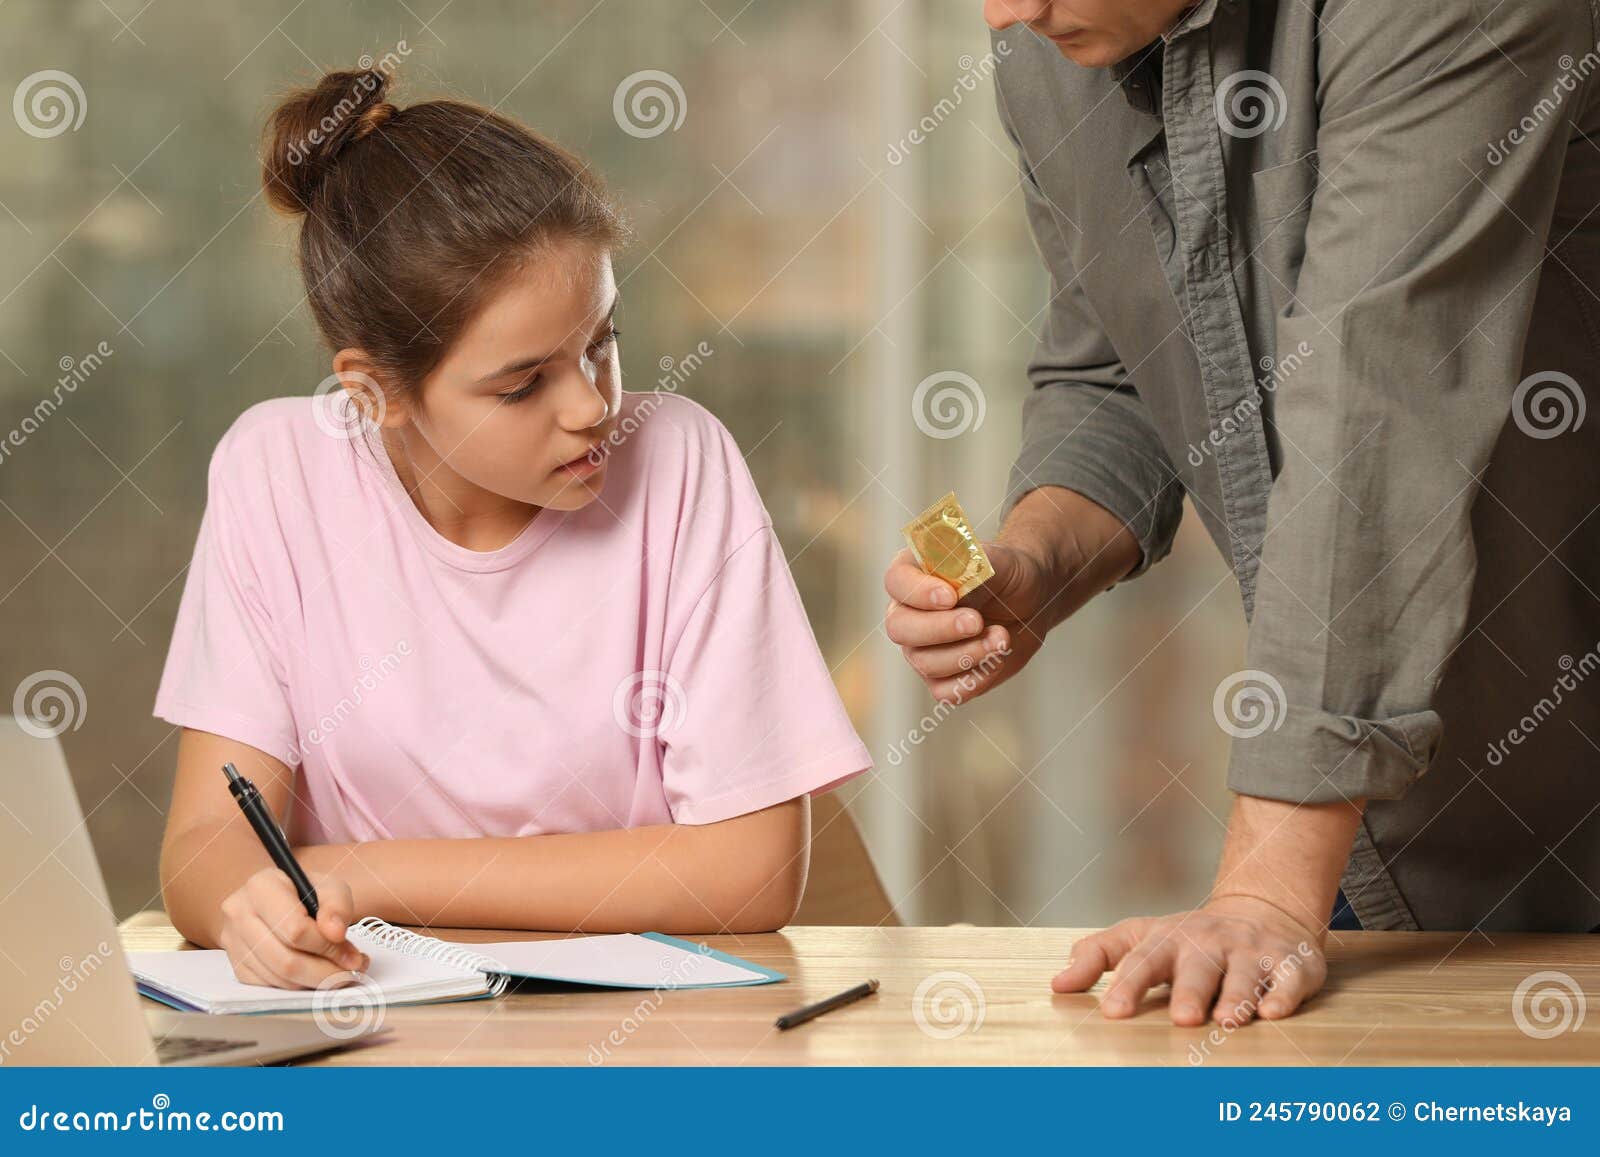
901 491 995 599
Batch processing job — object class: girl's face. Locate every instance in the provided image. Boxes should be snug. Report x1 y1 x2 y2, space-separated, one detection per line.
396 239 622 513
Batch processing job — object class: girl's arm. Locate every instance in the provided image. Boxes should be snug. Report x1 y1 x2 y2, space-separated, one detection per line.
160 727 308 944
294 797 810 935
161 729 812 983
160 728 371 986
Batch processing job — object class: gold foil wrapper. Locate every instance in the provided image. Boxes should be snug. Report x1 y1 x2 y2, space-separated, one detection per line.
901 491 994 598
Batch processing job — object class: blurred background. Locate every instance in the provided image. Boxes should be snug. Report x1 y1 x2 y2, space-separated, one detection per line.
0 0 1245 925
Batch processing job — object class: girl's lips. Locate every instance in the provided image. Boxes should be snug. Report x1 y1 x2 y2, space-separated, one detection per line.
556 442 608 478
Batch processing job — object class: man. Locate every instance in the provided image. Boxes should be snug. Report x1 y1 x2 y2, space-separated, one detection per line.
885 0 1600 1025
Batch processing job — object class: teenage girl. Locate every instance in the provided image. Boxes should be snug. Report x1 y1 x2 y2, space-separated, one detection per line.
155 65 871 990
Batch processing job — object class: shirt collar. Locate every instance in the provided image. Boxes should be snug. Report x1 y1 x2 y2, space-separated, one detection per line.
1111 0 1226 114
1162 0 1221 44
1111 43 1161 115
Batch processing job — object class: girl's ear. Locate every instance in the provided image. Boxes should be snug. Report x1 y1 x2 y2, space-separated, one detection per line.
330 348 410 429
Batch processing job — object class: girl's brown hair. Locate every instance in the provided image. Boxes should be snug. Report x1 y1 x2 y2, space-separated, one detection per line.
261 65 625 396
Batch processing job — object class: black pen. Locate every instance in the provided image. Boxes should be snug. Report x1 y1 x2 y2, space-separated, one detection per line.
222 762 319 917
774 979 879 1030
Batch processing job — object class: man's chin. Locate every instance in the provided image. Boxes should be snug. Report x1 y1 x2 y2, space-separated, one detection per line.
1050 34 1138 70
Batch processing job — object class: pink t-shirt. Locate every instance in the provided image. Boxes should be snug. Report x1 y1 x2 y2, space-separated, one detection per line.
154 392 871 844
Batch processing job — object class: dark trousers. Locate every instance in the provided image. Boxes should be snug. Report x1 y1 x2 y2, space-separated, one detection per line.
1328 888 1361 931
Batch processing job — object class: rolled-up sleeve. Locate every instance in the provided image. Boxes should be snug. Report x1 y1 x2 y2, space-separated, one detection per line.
996 75 1185 578
1228 0 1599 803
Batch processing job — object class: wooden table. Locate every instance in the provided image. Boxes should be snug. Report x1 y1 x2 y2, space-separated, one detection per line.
119 912 1600 1065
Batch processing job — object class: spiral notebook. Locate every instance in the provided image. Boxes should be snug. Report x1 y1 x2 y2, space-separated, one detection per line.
128 917 785 1015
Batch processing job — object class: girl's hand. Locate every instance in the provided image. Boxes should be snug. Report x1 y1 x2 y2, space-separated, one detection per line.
216 867 369 990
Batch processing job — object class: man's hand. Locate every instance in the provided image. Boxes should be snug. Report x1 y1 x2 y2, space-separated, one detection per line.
884 540 1054 703
884 486 1140 704
1053 894 1327 1024
1056 794 1363 1024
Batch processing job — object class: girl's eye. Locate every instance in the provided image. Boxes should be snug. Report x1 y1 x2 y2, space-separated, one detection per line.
498 374 542 404
497 330 617 404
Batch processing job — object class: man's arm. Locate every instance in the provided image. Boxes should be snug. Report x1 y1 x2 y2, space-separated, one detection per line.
994 39 1185 574
884 52 1187 704
1230 0 1598 806
1208 795 1365 944
1058 0 1599 1024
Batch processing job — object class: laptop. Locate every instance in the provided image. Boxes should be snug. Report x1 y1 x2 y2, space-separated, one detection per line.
0 715 385 1065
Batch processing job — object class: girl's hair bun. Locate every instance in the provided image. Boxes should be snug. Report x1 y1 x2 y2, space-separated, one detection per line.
262 66 395 215
259 59 624 399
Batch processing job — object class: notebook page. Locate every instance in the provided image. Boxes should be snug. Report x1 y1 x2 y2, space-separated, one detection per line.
127 933 487 1013
453 933 776 988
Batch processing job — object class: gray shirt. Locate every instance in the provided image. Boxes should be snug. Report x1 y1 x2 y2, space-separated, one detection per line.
996 0 1600 931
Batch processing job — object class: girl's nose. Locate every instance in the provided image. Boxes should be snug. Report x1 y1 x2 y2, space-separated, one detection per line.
564 373 612 431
